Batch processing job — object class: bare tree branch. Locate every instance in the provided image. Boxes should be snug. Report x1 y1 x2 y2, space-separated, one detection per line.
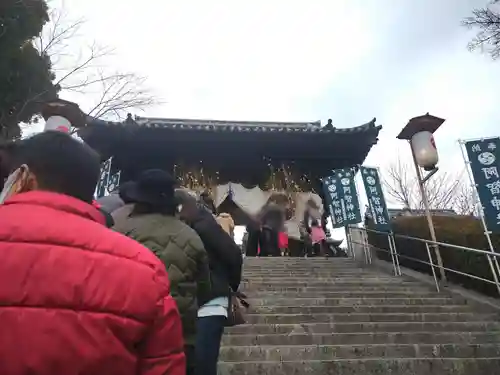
35 5 84 57
22 1 159 127
383 157 416 209
454 182 478 216
80 71 156 120
463 3 500 59
383 154 475 214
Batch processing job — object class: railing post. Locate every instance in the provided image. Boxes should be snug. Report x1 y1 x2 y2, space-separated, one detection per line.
390 234 402 276
484 254 500 297
346 226 353 259
364 230 373 264
351 229 356 260
425 243 440 292
387 232 399 276
368 229 500 295
362 229 369 264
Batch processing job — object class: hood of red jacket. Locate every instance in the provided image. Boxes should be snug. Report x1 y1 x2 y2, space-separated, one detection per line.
4 191 106 225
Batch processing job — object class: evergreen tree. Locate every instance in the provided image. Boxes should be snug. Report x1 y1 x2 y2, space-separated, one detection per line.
0 0 59 139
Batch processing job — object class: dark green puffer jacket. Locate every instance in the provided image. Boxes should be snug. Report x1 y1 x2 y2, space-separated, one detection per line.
113 212 211 345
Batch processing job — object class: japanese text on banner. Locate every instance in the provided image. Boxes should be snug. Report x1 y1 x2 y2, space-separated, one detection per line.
360 166 391 232
465 138 500 233
107 171 121 194
95 157 112 198
322 168 362 229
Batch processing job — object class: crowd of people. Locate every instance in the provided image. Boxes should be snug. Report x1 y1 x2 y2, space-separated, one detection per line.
244 198 330 257
0 131 243 375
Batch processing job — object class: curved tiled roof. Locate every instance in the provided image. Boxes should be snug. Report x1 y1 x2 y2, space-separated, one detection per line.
86 116 381 134
82 115 382 191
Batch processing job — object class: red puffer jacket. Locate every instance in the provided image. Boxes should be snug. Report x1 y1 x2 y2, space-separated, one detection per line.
0 191 185 375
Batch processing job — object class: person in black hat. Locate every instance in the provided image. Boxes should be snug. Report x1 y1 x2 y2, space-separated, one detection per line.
113 169 212 375
175 188 243 375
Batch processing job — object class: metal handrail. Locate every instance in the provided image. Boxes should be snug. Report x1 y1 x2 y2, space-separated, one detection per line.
364 227 500 259
352 239 498 285
347 226 500 296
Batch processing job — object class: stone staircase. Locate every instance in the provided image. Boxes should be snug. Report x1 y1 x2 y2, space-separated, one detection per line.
219 257 500 375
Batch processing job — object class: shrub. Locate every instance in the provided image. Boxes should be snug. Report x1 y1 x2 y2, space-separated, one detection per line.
367 215 500 297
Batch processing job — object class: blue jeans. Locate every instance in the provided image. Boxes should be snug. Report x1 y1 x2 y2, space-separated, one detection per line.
195 315 226 375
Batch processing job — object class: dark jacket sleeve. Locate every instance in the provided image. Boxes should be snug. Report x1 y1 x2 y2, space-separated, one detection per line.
189 236 212 307
191 209 243 292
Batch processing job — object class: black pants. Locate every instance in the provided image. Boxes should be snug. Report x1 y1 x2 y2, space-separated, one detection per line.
185 345 196 375
301 235 312 257
245 229 260 256
301 238 326 257
195 315 226 375
260 227 280 257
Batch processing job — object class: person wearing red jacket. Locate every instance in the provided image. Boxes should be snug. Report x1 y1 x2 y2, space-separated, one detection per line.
0 131 185 375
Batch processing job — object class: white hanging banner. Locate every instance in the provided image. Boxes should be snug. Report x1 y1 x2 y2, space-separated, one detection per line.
230 184 270 217
215 184 230 208
213 183 324 239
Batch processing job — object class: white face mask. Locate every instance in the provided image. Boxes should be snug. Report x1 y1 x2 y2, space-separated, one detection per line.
0 165 28 204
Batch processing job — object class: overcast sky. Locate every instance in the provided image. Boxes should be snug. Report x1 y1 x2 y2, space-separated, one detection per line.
42 0 497 168
37 0 500 239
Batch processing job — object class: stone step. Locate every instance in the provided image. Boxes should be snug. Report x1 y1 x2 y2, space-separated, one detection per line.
217 358 500 375
242 268 376 273
243 275 400 280
248 305 475 315
245 262 388 266
244 258 355 261
247 297 463 307
243 277 412 283
232 258 500 374
243 271 382 279
219 343 500 362
243 266 374 270
243 258 356 262
243 263 363 267
244 266 362 268
241 280 422 288
225 321 500 335
242 285 434 293
245 313 497 325
243 291 441 298
243 267 364 271
242 267 392 272
243 270 371 274
222 331 500 346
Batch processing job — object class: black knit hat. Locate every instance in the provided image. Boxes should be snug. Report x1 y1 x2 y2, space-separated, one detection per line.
126 169 176 207
118 181 135 203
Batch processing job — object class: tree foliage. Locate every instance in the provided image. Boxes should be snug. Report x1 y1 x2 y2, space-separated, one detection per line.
0 0 59 139
463 1 500 59
0 1 156 140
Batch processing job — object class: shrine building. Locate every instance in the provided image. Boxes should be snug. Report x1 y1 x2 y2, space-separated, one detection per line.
79 115 382 240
